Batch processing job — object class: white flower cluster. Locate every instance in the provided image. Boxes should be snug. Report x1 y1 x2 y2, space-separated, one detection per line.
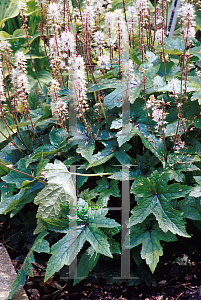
105 12 116 47
50 79 68 128
17 0 27 12
168 78 180 94
97 55 110 69
0 40 12 52
82 6 95 30
93 31 105 50
126 6 138 36
104 9 128 51
136 0 149 17
147 95 167 133
178 2 196 40
11 51 29 95
61 28 76 56
49 27 76 70
11 51 29 113
114 9 128 49
73 56 89 116
155 28 165 45
173 136 185 151
47 2 62 31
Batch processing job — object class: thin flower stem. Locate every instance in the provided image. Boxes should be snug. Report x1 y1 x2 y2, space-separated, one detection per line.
143 78 152 132
0 161 48 185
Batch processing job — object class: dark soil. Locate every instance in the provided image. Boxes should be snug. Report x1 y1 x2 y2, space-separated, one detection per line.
1 208 201 300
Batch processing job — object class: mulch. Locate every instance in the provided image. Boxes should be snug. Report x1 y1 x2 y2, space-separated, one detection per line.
1 212 201 300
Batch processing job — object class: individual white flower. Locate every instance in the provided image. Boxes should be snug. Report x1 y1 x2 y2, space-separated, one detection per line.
177 102 183 109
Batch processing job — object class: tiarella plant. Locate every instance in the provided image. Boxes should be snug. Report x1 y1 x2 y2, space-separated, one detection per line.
1 0 201 297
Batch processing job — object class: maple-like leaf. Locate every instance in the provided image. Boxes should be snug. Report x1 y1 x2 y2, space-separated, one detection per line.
130 170 191 237
34 160 77 233
124 221 177 273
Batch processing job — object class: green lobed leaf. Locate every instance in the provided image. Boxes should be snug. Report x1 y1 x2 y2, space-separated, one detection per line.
45 226 87 281
85 226 113 258
2 158 34 188
73 246 100 285
34 160 76 233
93 177 121 207
39 217 70 230
86 146 116 169
178 196 201 221
124 222 177 273
130 171 191 237
0 182 23 214
104 87 123 110
49 127 68 147
116 124 164 161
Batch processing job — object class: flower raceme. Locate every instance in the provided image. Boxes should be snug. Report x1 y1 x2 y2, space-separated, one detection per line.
178 2 196 40
73 56 89 118
11 51 30 117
